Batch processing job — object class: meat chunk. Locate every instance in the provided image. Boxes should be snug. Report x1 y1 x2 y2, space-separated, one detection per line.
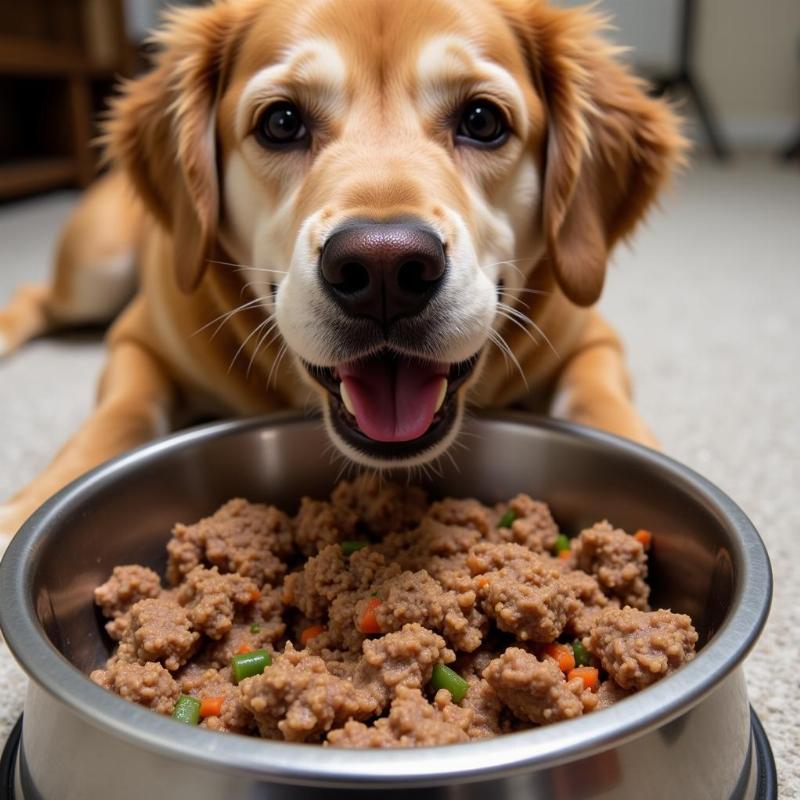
586 606 698 690
239 643 377 742
462 677 503 738
94 565 162 641
178 664 254 733
490 494 559 553
166 499 293 586
126 597 199 671
327 687 472 748
561 569 613 637
354 623 454 709
176 566 260 639
90 660 179 714
572 521 649 609
331 474 427 534
469 544 579 642
293 497 359 556
373 569 485 652
596 679 632 710
428 497 492 535
483 647 583 724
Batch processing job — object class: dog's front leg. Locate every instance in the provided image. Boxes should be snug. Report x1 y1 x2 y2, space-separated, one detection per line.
0 341 176 545
549 312 658 449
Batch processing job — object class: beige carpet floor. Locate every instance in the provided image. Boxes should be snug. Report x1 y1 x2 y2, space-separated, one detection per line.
1 155 798 795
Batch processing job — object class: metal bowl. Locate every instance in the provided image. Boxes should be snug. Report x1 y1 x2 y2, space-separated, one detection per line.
0 413 775 800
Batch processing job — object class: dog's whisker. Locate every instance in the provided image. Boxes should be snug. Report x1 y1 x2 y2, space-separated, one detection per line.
487 328 529 389
245 320 279 378
267 342 289 390
206 258 289 275
192 297 265 339
227 317 272 374
496 303 561 360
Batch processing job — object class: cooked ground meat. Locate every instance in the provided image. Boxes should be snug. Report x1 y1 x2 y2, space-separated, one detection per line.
572 521 649 609
93 481 698 748
586 606 698 690
483 648 584 724
90 660 179 715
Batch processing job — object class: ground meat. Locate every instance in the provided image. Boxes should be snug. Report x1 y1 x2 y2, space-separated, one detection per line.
469 544 580 642
90 660 179 714
125 597 200 671
239 643 377 742
354 624 454 709
176 663 254 733
586 606 698 690
327 687 472 748
483 648 583 724
94 486 699 749
373 570 485 652
490 494 559 553
176 566 260 639
573 521 649 609
167 499 293 586
293 497 359 556
330 474 427 535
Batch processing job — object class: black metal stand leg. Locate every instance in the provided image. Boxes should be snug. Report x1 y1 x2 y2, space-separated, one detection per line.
685 74 730 160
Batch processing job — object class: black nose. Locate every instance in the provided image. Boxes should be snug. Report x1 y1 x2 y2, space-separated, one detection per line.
319 221 446 325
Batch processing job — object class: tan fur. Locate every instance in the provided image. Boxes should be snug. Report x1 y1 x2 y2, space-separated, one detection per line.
0 0 685 539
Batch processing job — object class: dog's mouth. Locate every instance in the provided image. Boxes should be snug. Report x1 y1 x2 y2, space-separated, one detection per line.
304 350 479 458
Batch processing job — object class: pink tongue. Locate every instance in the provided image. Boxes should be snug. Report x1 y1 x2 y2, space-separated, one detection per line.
339 358 447 442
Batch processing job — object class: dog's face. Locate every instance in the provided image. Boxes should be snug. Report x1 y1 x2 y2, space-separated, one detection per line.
109 0 682 468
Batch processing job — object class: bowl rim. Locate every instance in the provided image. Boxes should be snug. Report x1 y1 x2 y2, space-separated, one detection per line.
0 412 772 788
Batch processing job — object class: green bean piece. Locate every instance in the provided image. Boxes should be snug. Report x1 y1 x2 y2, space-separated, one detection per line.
498 509 518 529
341 541 369 555
571 639 592 667
171 694 201 726
554 534 571 554
231 649 271 683
249 622 261 634
429 663 469 703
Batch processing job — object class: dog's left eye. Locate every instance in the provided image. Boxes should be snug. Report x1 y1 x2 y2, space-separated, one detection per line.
456 100 509 146
255 102 308 148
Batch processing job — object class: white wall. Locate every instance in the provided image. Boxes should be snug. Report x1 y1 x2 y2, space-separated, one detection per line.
557 0 800 148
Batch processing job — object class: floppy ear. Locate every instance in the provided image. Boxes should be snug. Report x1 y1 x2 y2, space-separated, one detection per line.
104 4 248 292
519 4 687 306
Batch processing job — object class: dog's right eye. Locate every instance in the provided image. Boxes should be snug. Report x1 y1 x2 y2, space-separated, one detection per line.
254 102 308 148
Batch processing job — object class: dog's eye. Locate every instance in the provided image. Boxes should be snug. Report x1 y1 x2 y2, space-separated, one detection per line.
457 100 508 146
255 102 308 148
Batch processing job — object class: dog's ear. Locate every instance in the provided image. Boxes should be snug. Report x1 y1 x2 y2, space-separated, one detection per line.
516 4 686 306
104 4 248 292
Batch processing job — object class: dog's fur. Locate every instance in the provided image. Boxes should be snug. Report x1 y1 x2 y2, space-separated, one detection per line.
0 0 684 539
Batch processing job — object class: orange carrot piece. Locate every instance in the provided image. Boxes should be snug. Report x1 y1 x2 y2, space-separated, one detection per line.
300 624 326 646
236 643 253 655
249 589 262 603
475 576 489 589
568 666 599 691
558 550 572 560
358 598 382 634
634 530 652 548
199 696 224 718
542 643 576 673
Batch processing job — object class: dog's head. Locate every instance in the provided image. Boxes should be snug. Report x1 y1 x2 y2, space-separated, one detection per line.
108 0 683 467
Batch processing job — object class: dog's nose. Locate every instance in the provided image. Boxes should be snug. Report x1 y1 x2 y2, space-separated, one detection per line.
319 222 446 324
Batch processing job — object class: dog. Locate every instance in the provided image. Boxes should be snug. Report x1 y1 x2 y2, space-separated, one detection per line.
0 0 684 541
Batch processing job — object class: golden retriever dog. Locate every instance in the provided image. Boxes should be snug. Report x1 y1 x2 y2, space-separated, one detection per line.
0 0 684 541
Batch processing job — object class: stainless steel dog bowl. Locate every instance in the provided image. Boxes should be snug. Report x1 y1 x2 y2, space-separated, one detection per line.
0 413 775 800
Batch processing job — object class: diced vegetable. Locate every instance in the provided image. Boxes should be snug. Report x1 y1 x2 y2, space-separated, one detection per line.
567 666 599 691
633 529 652 549
249 589 261 603
231 649 271 683
498 509 517 528
554 534 571 555
300 624 326 645
249 622 261 634
542 643 575 673
171 694 201 725
199 696 224 719
236 642 253 655
571 639 592 668
341 541 368 555
558 550 572 561
358 598 382 634
430 663 469 703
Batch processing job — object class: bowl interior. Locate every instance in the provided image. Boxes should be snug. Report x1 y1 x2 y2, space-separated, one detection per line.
30 413 741 674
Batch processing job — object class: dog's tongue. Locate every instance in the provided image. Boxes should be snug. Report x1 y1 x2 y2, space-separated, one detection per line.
339 356 448 442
